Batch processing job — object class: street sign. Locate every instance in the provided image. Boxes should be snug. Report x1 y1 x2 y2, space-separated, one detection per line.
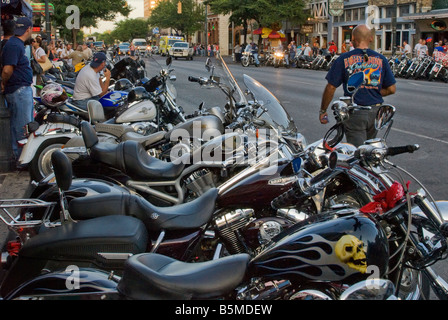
329 0 344 17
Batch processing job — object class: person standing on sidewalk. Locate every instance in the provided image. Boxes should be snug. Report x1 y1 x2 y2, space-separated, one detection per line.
1 17 34 162
318 24 396 147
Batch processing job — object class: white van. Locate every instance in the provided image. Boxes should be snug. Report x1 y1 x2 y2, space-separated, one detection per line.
132 38 148 54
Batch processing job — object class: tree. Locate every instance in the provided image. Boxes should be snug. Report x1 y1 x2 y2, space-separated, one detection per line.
51 0 131 45
148 0 205 41
111 18 151 42
206 0 307 43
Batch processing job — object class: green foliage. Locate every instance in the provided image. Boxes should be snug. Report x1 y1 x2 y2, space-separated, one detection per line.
51 0 131 43
111 18 151 42
206 0 307 30
148 0 205 39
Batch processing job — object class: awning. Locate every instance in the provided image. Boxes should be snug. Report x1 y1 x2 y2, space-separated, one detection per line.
1 0 33 19
403 9 448 20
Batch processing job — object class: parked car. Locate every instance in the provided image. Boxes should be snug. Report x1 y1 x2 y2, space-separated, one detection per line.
118 44 130 55
168 42 194 60
132 39 147 54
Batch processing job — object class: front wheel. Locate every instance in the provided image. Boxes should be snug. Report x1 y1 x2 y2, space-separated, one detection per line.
241 57 249 67
29 137 70 182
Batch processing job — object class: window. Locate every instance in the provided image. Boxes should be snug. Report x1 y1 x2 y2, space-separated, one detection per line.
360 8 365 20
399 5 410 16
353 8 359 21
386 7 396 18
345 9 351 22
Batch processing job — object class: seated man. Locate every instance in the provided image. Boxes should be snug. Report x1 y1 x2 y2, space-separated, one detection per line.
72 52 111 109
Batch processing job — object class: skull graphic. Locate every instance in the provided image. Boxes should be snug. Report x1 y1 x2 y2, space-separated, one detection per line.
335 235 367 273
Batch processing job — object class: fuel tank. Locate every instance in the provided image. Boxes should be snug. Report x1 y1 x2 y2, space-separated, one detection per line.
217 162 296 210
249 213 389 283
116 100 157 123
166 115 224 140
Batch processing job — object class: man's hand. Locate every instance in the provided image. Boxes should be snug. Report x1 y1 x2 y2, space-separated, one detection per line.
319 111 329 124
103 68 111 79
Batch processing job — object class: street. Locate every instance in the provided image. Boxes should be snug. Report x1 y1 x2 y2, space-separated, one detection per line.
1 53 448 298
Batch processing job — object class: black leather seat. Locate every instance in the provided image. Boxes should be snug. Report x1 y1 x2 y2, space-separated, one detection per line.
68 188 218 231
81 121 185 180
122 139 185 180
20 215 148 267
117 253 251 299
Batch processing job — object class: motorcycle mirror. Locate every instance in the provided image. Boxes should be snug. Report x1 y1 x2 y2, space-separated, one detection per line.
205 58 212 72
166 56 172 66
328 151 338 170
375 104 395 130
347 71 365 93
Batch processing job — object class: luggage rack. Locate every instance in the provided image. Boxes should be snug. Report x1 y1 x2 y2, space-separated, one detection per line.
0 199 58 242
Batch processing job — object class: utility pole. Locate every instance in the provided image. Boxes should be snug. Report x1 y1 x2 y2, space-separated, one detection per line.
45 0 51 40
204 3 208 49
391 0 397 55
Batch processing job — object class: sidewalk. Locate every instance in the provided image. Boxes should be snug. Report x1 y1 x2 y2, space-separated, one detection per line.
0 170 32 199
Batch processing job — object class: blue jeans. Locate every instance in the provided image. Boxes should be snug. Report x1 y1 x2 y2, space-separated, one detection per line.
5 86 34 159
253 53 260 65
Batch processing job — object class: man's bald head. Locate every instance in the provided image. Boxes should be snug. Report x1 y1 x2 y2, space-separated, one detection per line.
352 24 373 49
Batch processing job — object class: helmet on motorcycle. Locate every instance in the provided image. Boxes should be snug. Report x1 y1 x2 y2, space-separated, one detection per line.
40 83 68 108
114 78 134 92
127 86 147 103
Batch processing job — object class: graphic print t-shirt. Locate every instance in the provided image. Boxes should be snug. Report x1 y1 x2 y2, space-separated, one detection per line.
326 48 396 106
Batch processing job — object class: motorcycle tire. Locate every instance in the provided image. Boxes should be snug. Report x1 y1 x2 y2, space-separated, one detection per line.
29 137 71 182
241 58 249 67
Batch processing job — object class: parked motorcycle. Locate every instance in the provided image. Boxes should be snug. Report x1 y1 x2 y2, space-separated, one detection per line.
6 146 448 300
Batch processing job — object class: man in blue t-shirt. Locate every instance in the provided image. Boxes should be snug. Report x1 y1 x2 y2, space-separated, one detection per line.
1 17 34 161
319 24 396 147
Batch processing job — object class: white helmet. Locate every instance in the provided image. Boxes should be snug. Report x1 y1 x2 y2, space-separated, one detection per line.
40 83 68 107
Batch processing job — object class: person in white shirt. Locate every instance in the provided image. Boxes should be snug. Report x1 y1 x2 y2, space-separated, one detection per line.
61 43 74 66
419 39 429 57
398 41 412 57
72 52 111 109
414 39 422 57
303 43 312 56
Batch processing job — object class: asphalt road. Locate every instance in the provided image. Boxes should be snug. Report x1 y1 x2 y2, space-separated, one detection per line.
0 53 447 299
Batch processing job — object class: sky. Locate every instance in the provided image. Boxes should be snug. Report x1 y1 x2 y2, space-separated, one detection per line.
86 0 145 34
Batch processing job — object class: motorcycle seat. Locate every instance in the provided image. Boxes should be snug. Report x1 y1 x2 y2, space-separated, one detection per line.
122 139 185 180
82 121 185 180
117 252 250 299
68 188 219 231
19 215 148 267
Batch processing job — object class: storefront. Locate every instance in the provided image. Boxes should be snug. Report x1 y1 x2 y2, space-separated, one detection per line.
404 9 448 51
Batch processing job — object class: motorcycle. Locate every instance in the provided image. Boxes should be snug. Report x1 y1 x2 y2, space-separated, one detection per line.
241 52 259 67
6 145 448 300
54 53 303 205
20 58 182 182
273 50 289 68
7 73 448 300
